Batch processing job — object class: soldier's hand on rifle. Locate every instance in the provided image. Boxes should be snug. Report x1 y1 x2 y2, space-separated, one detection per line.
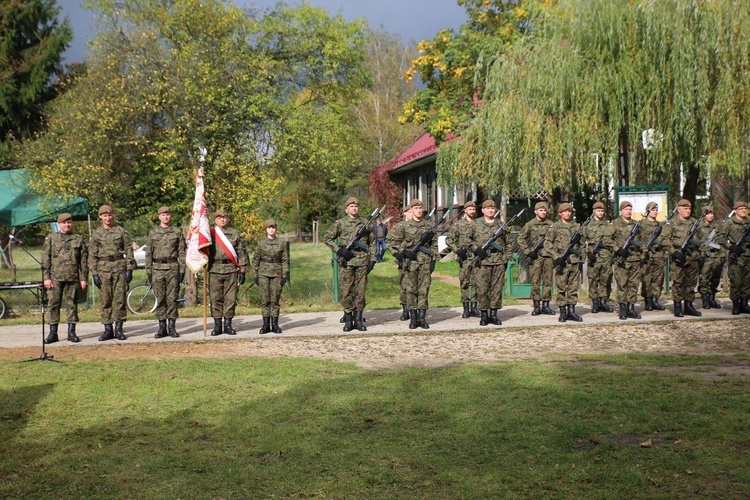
587 252 596 266
527 251 538 261
730 244 744 256
473 247 488 260
336 247 356 261
672 250 686 265
456 248 468 261
554 257 566 268
615 248 629 258
392 252 403 262
237 272 246 285
125 269 133 284
366 261 375 274
403 249 419 261
92 274 102 288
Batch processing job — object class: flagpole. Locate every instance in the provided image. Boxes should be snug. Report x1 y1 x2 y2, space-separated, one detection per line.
202 267 207 336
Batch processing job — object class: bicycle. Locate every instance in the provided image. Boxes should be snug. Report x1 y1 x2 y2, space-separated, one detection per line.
126 279 207 315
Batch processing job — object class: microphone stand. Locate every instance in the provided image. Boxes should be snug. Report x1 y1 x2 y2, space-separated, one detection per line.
10 236 60 363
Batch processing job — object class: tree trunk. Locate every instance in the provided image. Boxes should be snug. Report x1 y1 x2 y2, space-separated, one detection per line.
184 270 198 307
296 188 302 243
618 126 630 186
681 163 701 206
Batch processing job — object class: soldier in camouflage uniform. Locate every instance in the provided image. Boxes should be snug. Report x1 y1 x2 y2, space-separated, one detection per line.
518 202 555 315
146 206 186 338
469 199 513 325
323 197 376 332
716 201 750 315
544 203 584 322
252 219 289 333
445 200 478 318
208 209 248 336
389 205 413 321
89 204 135 341
612 201 644 320
697 205 724 309
662 199 702 317
640 202 667 311
41 213 89 344
387 199 438 329
583 201 615 313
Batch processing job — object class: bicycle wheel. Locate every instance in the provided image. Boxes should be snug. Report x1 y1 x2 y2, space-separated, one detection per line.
0 297 6 319
127 285 157 315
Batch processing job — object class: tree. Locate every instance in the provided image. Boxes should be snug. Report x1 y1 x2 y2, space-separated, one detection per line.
438 0 750 205
0 0 71 165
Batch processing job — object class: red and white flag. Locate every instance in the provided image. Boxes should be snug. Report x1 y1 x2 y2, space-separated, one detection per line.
186 168 212 273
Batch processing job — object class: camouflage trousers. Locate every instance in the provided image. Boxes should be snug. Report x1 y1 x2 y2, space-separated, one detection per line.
47 281 80 324
727 256 750 300
529 257 553 301
459 259 477 303
670 258 699 302
614 261 642 303
587 259 612 300
340 265 368 312
153 268 180 320
98 270 129 324
641 256 666 299
475 263 505 310
698 253 724 296
259 275 283 317
407 261 432 310
209 271 238 318
555 263 581 306
398 265 409 305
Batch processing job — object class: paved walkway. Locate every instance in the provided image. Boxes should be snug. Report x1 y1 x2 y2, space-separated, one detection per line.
0 299 742 349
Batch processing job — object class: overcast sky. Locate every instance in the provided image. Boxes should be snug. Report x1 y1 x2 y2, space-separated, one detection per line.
59 0 468 64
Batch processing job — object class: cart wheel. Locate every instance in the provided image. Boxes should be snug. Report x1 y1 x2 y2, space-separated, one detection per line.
0 297 7 319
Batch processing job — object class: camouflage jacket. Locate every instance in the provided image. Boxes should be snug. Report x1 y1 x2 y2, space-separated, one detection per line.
640 218 666 258
612 217 644 263
716 216 750 262
386 218 438 264
518 218 553 258
544 220 584 264
445 217 475 261
663 216 700 263
583 218 615 261
697 219 721 256
41 232 89 282
323 216 375 267
208 226 248 274
146 225 186 273
89 225 135 274
469 217 513 266
252 237 289 278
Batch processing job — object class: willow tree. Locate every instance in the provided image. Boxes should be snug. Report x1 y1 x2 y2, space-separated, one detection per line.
438 0 750 204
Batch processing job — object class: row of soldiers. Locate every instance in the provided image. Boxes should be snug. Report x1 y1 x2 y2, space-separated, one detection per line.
41 205 288 344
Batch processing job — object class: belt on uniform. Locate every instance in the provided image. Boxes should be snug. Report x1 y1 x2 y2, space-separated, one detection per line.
156 258 178 264
99 255 125 262
262 257 281 263
215 258 232 264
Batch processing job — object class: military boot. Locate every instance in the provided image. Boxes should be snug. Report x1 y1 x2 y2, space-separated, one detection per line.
343 312 354 332
271 317 282 334
709 294 721 309
470 302 480 317
531 299 541 316
673 301 684 317
619 303 628 320
732 299 741 315
67 323 80 343
340 314 346 324
400 304 410 321
155 319 168 338
558 306 567 322
626 303 641 319
600 298 614 313
353 309 367 332
541 300 555 315
224 317 237 335
211 318 223 336
408 310 419 330
45 324 59 344
418 309 430 329
98 323 114 342
701 294 711 310
114 321 126 340
683 301 702 317
489 308 501 325
651 297 665 311
167 318 179 338
479 310 490 326
644 298 653 311
741 299 750 314
567 304 583 322
461 302 470 318
259 316 271 334
591 299 600 314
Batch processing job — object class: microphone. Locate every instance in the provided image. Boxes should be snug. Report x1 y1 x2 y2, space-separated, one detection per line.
8 235 24 246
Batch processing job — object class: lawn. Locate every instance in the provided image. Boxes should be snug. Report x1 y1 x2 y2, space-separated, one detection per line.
1 354 748 498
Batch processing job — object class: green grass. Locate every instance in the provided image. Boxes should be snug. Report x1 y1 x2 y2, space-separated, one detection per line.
1 354 748 498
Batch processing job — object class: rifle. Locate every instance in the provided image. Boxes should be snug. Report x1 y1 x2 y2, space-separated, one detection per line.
673 209 708 266
703 210 734 259
403 208 450 272
587 235 605 265
337 204 386 268
616 211 648 264
728 213 750 262
516 234 546 267
645 207 678 253
555 213 594 269
475 209 526 267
